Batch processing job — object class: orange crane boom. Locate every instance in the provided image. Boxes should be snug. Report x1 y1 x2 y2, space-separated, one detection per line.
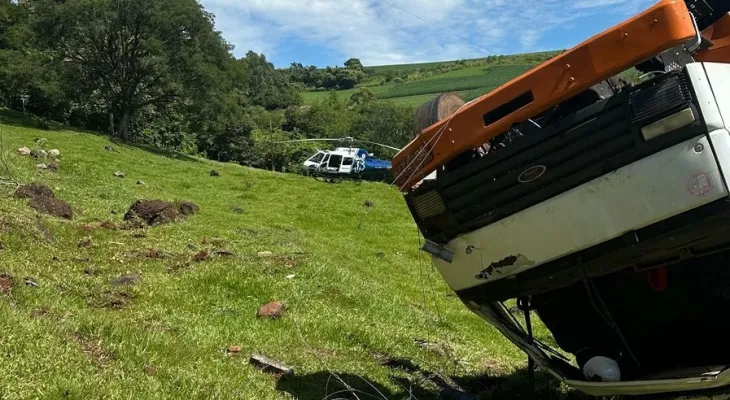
392 0 699 190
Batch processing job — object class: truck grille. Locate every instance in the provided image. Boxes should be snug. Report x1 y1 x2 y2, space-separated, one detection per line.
406 71 704 245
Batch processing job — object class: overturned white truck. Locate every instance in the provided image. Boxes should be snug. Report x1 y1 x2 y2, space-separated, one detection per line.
395 0 730 397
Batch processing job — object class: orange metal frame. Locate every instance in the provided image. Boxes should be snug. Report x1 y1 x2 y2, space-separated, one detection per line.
392 0 698 191
696 13 730 63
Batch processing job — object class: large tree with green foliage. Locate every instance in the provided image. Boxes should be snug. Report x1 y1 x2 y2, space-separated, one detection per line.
32 0 231 140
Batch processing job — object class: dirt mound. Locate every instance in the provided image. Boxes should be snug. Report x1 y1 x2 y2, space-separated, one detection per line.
29 196 74 220
14 183 54 199
124 200 199 226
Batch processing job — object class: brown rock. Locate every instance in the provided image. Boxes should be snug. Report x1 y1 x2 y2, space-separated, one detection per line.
0 274 13 294
46 162 59 173
124 200 180 226
227 346 242 354
14 183 54 199
178 201 199 216
193 251 211 262
257 301 286 319
29 196 73 220
30 308 48 318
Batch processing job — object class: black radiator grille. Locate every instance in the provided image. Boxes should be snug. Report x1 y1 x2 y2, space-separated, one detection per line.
406 70 704 245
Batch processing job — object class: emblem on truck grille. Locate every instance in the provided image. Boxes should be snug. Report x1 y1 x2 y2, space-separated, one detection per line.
518 165 547 183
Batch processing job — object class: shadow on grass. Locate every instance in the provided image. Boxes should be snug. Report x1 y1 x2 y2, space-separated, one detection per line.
277 367 590 400
0 108 201 164
0 108 62 131
108 137 201 164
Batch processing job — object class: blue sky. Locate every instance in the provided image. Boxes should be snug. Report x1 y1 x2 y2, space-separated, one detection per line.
199 0 657 68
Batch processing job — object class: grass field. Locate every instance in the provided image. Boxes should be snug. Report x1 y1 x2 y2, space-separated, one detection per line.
0 116 575 399
300 65 534 107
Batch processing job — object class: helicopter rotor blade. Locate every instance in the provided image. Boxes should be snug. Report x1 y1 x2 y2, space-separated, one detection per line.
272 137 402 152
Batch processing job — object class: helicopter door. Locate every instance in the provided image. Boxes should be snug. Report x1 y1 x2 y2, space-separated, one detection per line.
326 154 343 173
340 157 354 174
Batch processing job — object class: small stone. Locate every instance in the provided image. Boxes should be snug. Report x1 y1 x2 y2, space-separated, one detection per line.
114 171 125 178
257 301 286 319
286 274 296 280
36 163 48 170
18 147 31 156
111 273 140 286
227 346 242 354
46 162 59 172
210 170 220 177
214 249 234 257
375 251 385 259
136 180 146 186
24 277 38 287
231 206 244 214
31 149 48 159
30 308 48 318
257 251 274 258
51 256 61 262
48 149 60 158
178 201 199 216
249 354 294 377
104 146 119 153
193 251 211 262
83 268 98 276
0 273 14 294
364 200 375 208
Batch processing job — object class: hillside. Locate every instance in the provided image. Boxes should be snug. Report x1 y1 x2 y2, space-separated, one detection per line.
0 119 572 399
299 52 560 107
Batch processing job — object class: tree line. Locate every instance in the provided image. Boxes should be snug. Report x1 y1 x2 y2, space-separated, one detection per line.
0 0 415 173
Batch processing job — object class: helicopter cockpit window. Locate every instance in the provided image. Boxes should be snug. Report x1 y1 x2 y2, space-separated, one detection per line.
343 157 353 166
309 152 325 163
328 155 343 168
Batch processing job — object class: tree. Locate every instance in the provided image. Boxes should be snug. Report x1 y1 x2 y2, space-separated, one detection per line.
33 0 231 140
238 51 301 110
350 101 413 150
347 88 375 108
344 57 363 71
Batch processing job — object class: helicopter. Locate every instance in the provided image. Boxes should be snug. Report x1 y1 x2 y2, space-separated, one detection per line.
278 137 398 183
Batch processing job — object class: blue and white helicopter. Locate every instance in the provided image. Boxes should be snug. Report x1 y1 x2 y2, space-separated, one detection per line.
280 137 397 182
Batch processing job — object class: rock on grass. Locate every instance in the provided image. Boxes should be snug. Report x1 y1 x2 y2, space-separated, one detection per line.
0 273 14 294
123 200 199 226
29 196 73 220
257 301 286 319
14 183 54 199
15 183 73 219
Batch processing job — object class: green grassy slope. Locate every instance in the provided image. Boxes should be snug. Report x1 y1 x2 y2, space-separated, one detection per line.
0 120 569 399
301 52 561 107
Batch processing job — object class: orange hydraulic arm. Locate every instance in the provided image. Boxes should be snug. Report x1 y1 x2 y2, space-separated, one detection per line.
696 13 730 63
392 0 698 191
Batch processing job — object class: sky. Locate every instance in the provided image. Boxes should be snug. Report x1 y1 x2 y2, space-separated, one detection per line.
198 0 657 68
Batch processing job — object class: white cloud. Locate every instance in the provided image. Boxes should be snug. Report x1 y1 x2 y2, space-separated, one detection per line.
200 0 656 66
